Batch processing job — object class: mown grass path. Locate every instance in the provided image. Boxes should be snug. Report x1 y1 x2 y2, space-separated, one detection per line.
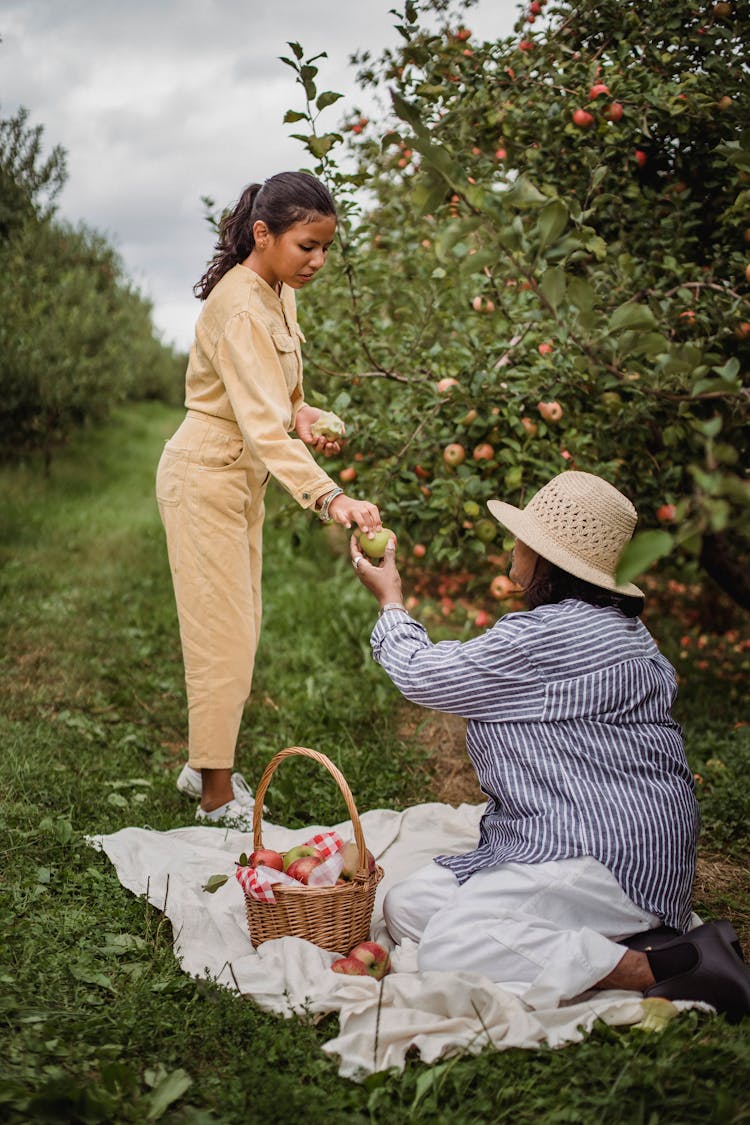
1 404 749 1123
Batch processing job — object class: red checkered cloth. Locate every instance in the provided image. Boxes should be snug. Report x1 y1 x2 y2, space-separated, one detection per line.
237 831 346 903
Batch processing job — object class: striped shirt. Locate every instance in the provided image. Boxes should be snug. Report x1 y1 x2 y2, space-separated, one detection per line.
371 599 699 932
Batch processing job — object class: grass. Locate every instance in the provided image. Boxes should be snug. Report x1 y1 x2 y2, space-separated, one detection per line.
1 402 749 1124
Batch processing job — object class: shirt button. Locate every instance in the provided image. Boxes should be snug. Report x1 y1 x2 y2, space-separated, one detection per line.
302 492 310 500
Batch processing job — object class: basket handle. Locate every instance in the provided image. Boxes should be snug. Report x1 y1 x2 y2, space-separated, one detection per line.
252 747 372 880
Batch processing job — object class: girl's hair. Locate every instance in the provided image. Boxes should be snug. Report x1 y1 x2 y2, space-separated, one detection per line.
523 555 644 618
194 171 336 300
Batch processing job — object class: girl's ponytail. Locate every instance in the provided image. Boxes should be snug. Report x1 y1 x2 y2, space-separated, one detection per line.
193 183 262 300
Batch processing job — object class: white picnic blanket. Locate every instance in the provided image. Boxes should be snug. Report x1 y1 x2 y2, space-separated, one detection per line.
90 801 687 1079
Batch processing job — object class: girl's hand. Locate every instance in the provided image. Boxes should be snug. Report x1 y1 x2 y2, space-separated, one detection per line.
349 534 404 607
329 494 381 535
295 406 343 458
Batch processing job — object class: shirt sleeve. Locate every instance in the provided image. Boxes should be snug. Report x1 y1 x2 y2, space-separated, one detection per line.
370 610 543 721
215 311 337 509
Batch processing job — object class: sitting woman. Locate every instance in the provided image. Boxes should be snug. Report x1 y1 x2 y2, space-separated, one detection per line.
350 470 750 1020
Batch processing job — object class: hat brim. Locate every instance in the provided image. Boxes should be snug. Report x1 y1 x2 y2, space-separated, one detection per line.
487 499 644 598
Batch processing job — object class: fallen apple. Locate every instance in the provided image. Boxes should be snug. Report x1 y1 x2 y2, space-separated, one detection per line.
282 844 320 872
248 848 284 871
355 527 396 559
310 410 346 441
286 855 323 885
331 957 369 976
349 941 392 980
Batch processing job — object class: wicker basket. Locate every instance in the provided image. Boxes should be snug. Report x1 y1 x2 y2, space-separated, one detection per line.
245 746 384 953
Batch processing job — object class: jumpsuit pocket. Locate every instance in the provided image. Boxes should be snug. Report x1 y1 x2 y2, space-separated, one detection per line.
156 446 189 507
271 331 296 353
197 427 245 471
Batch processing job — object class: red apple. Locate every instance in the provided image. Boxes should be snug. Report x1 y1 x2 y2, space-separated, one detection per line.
634 149 648 168
414 463 431 479
248 848 284 871
520 416 538 436
473 443 495 462
537 400 563 422
604 101 624 122
339 466 357 483
437 377 459 394
744 262 750 282
572 109 594 127
443 442 466 468
331 957 369 976
286 855 323 885
589 83 610 99
519 39 535 51
656 504 677 523
349 941 392 980
537 341 554 356
413 543 427 558
495 147 507 160
716 95 733 111
491 575 518 600
474 609 492 628
735 321 750 339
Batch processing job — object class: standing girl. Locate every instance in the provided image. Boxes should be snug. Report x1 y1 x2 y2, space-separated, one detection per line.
156 172 381 828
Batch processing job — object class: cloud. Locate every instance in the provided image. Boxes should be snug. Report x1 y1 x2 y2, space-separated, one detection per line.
1 0 519 348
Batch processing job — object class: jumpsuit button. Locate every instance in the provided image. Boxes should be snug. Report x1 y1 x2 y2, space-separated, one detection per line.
302 492 310 500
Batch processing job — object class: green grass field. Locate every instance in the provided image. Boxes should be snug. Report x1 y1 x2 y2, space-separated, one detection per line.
2 403 749 1123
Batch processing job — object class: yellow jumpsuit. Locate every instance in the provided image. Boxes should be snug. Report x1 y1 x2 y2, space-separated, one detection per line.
156 265 338 768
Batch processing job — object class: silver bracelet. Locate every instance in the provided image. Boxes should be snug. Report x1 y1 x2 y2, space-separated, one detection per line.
378 603 407 616
318 487 343 522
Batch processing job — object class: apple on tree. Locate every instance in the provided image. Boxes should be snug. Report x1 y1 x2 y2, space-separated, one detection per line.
537 401 563 423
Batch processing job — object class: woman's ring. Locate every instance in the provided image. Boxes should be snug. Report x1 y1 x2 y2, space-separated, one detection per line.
353 556 362 569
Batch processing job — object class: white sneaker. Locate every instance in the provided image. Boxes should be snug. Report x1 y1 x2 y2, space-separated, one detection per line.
176 764 255 808
195 799 254 831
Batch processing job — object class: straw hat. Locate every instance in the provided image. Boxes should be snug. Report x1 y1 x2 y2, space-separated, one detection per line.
487 470 644 597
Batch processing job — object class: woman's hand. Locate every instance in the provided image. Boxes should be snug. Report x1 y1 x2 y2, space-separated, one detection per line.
349 532 404 608
295 406 343 458
329 494 381 535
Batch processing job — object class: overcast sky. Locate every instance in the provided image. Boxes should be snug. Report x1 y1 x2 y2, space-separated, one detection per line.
2 0 519 351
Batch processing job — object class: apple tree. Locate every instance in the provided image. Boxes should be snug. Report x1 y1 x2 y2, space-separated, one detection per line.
283 0 750 607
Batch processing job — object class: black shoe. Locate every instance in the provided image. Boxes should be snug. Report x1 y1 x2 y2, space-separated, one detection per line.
621 920 745 961
620 925 680 952
644 921 750 1023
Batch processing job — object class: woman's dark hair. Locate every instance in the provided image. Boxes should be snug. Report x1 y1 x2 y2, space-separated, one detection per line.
194 171 336 300
523 556 644 618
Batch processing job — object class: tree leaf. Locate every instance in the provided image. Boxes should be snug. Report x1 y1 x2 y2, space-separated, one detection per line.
316 91 343 111
503 174 548 209
283 110 307 123
616 530 673 584
287 41 304 60
539 267 566 311
567 276 595 312
608 301 657 332
202 873 229 894
537 200 568 247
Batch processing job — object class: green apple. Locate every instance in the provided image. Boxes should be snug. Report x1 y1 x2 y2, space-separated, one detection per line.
355 527 395 559
311 410 346 441
282 844 319 872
